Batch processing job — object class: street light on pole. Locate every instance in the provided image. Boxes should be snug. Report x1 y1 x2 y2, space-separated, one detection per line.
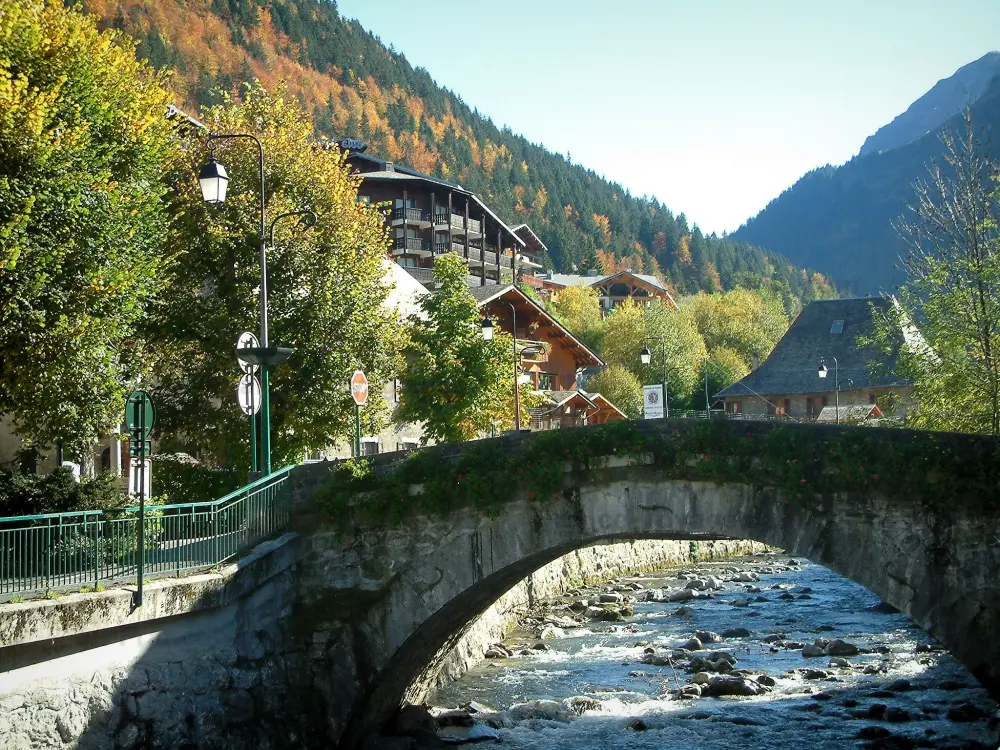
639 338 669 419
818 357 840 424
481 302 527 431
198 134 315 474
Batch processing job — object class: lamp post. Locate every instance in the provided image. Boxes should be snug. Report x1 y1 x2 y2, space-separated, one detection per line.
818 357 840 424
481 300 526 431
198 134 315 474
639 338 669 419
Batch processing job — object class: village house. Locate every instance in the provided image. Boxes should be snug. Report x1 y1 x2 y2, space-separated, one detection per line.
535 269 677 312
716 297 913 422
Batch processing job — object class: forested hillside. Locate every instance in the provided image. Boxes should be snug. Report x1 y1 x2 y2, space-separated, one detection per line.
734 74 1000 295
82 0 835 301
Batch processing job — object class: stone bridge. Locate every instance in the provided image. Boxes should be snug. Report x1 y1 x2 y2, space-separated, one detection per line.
4 419 1000 749
291 419 1000 748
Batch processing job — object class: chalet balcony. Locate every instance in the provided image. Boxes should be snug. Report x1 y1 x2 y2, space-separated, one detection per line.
391 207 431 228
434 212 467 234
518 254 543 269
393 237 431 257
517 339 549 363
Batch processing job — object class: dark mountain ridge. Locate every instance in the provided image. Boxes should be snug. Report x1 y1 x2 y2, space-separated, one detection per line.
733 71 1000 295
860 51 1000 157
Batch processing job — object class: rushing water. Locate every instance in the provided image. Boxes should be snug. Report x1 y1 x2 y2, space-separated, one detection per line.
429 552 999 749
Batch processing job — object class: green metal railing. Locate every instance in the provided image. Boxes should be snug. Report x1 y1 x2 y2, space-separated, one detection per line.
0 466 293 598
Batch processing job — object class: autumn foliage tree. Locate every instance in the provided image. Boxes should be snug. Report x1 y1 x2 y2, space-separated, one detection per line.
149 83 402 466
0 0 177 455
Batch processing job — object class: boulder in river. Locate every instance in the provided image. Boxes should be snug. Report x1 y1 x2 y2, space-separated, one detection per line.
824 639 860 657
668 588 697 602
701 675 767 697
682 637 704 651
599 592 624 603
802 644 826 658
722 627 752 638
676 684 702 699
695 630 723 644
732 572 760 583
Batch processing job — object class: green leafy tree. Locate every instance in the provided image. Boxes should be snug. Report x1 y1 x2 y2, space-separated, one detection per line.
548 284 604 351
685 288 789 372
869 111 1000 433
705 347 750 399
599 299 707 407
0 0 177 453
150 83 402 466
396 253 523 442
586 365 643 418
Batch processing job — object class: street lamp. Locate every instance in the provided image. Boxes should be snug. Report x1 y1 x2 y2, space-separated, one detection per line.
198 133 315 474
481 301 527 431
817 357 840 424
639 338 669 419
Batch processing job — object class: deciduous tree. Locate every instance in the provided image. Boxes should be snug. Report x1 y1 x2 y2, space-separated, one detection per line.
396 253 524 443
586 365 643 419
150 82 402 466
548 285 604 351
0 0 177 453
870 111 1000 434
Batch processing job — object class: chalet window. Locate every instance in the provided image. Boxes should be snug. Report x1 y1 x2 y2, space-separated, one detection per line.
806 397 815 416
397 441 418 452
822 396 829 407
730 400 743 415
360 439 379 456
538 372 556 391
394 379 402 403
869 393 877 405
830 320 845 334
609 283 631 297
784 398 791 415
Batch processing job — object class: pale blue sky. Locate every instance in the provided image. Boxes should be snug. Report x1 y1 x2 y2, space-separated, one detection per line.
336 0 1000 235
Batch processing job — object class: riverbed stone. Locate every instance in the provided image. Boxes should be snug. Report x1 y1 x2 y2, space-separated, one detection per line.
701 675 766 697
825 639 861 657
721 627 752 638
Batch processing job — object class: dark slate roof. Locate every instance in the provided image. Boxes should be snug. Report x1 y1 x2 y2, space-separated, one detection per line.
716 297 912 398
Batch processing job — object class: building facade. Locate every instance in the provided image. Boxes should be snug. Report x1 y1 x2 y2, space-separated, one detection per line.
537 270 676 312
716 297 914 421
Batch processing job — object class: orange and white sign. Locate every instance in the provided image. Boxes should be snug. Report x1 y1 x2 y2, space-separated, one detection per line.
351 370 369 406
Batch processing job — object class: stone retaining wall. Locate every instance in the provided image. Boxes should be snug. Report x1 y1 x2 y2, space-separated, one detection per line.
413 539 768 695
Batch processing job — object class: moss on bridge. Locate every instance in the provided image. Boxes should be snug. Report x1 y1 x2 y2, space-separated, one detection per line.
317 420 1000 529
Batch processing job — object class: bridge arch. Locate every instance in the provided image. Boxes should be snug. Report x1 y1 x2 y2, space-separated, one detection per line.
293 422 1000 748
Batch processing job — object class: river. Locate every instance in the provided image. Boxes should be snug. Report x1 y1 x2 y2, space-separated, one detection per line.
428 551 999 749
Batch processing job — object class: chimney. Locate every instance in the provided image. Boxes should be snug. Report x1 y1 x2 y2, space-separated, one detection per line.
752 351 760 371
385 162 395 172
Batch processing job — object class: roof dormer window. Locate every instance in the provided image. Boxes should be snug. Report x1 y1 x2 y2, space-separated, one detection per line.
830 320 844 334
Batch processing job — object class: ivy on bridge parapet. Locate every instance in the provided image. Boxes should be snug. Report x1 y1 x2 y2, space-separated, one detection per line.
315 420 1000 531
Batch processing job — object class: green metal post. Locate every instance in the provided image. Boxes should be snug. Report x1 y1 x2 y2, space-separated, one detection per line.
250 378 258 474
137 395 145 607
705 366 710 420
261 366 271 474
355 402 361 457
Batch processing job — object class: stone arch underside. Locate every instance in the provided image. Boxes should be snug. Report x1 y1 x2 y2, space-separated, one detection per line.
296 471 1000 749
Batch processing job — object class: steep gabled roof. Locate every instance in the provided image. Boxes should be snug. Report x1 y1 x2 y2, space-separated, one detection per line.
716 297 912 399
472 284 604 368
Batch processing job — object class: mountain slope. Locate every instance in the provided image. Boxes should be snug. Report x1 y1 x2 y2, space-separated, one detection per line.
82 0 836 302
733 74 1000 295
860 52 1000 156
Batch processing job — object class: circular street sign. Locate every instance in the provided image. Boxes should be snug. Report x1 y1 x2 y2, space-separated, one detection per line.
125 390 156 437
236 331 260 374
350 370 369 407
646 390 660 404
237 373 261 416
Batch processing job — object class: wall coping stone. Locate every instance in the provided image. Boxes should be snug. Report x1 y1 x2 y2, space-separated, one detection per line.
0 532 301 649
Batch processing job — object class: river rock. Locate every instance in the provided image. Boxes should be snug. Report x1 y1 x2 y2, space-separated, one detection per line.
691 672 712 685
730 599 751 607
599 592 624 604
539 626 564 640
887 679 911 692
627 718 648 730
828 657 851 668
946 702 988 722
802 644 826 658
390 705 436 736
779 593 796 601
886 707 910 722
705 576 723 590
695 631 723 644
437 722 502 744
801 669 829 680
644 590 666 602
701 675 766 697
563 696 601 715
755 675 776 687
682 637 704 651
722 628 752 638
857 726 892 739
825 639 860 657
868 703 887 719
732 572 760 583
543 615 580 629
668 588 697 602
676 684 702 699
484 645 511 659
429 709 475 728
685 579 707 590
